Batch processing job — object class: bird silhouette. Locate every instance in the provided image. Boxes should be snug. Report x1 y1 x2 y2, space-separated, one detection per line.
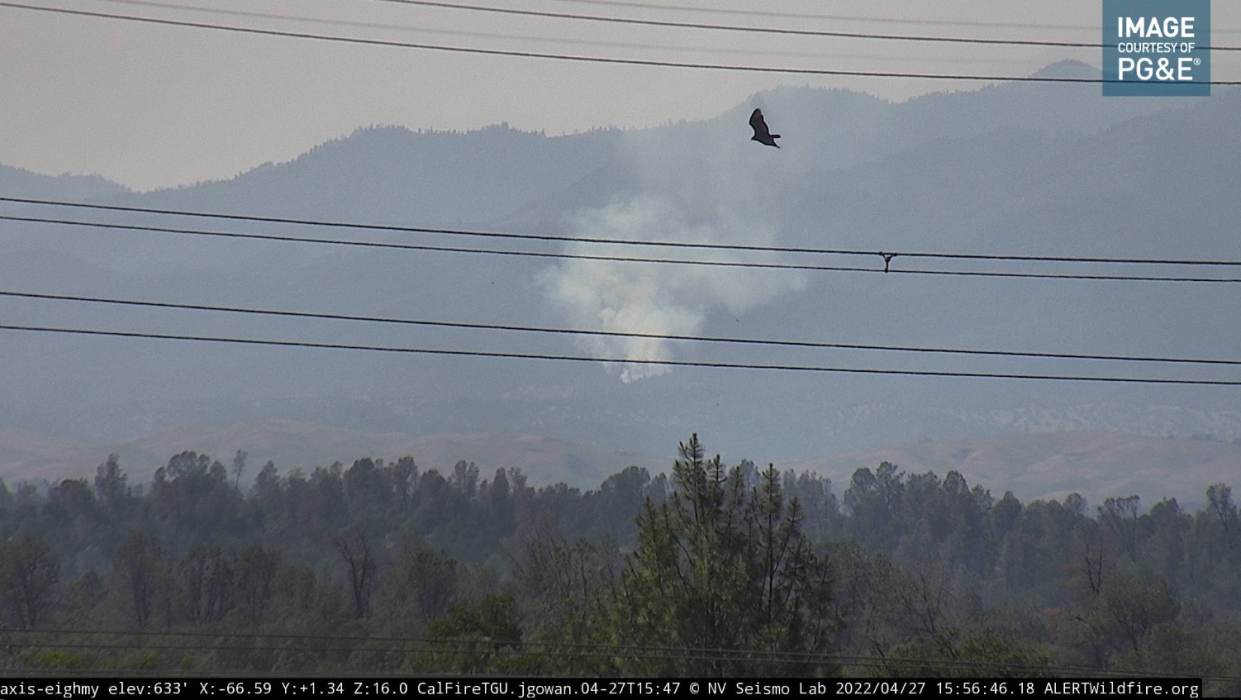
749 108 780 148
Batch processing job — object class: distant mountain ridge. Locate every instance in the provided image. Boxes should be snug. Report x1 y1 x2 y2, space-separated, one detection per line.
134 123 620 227
0 164 128 209
0 62 1237 463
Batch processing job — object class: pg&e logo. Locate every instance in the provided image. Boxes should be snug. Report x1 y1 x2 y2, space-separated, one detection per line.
1103 0 1211 96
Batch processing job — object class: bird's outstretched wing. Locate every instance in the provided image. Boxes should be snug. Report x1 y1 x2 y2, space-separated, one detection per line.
750 109 770 139
749 108 781 148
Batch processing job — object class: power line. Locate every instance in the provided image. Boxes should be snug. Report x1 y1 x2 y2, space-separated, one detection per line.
5 196 1241 270
1 323 1239 386
370 0 1241 53
6 213 1241 284
6 288 1241 369
0 212 881 274
547 0 1099 31
2 3 1238 84
88 0 1073 66
546 0 1241 35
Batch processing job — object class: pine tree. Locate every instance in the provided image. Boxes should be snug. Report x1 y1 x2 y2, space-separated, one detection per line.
609 434 836 676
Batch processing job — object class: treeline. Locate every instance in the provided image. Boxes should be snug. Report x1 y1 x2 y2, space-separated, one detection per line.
0 435 1238 689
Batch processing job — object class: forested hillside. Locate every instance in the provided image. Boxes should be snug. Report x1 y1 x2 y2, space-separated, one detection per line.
1 436 1237 690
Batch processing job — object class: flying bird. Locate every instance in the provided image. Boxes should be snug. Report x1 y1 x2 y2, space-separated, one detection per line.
749 108 780 148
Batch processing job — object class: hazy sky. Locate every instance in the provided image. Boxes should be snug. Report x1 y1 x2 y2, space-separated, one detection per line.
2 0 1236 190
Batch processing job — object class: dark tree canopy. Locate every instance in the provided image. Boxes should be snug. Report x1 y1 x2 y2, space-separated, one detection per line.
0 434 1237 689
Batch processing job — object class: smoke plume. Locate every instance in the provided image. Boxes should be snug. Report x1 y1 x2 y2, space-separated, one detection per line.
542 122 807 382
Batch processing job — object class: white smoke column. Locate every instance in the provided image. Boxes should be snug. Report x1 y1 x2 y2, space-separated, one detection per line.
542 121 808 382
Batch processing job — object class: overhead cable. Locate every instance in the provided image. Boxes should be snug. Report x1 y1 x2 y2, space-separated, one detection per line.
4 197 1241 269
2 3 1238 82
2 323 1239 385
5 214 1241 284
370 0 1241 52
5 288 1240 368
